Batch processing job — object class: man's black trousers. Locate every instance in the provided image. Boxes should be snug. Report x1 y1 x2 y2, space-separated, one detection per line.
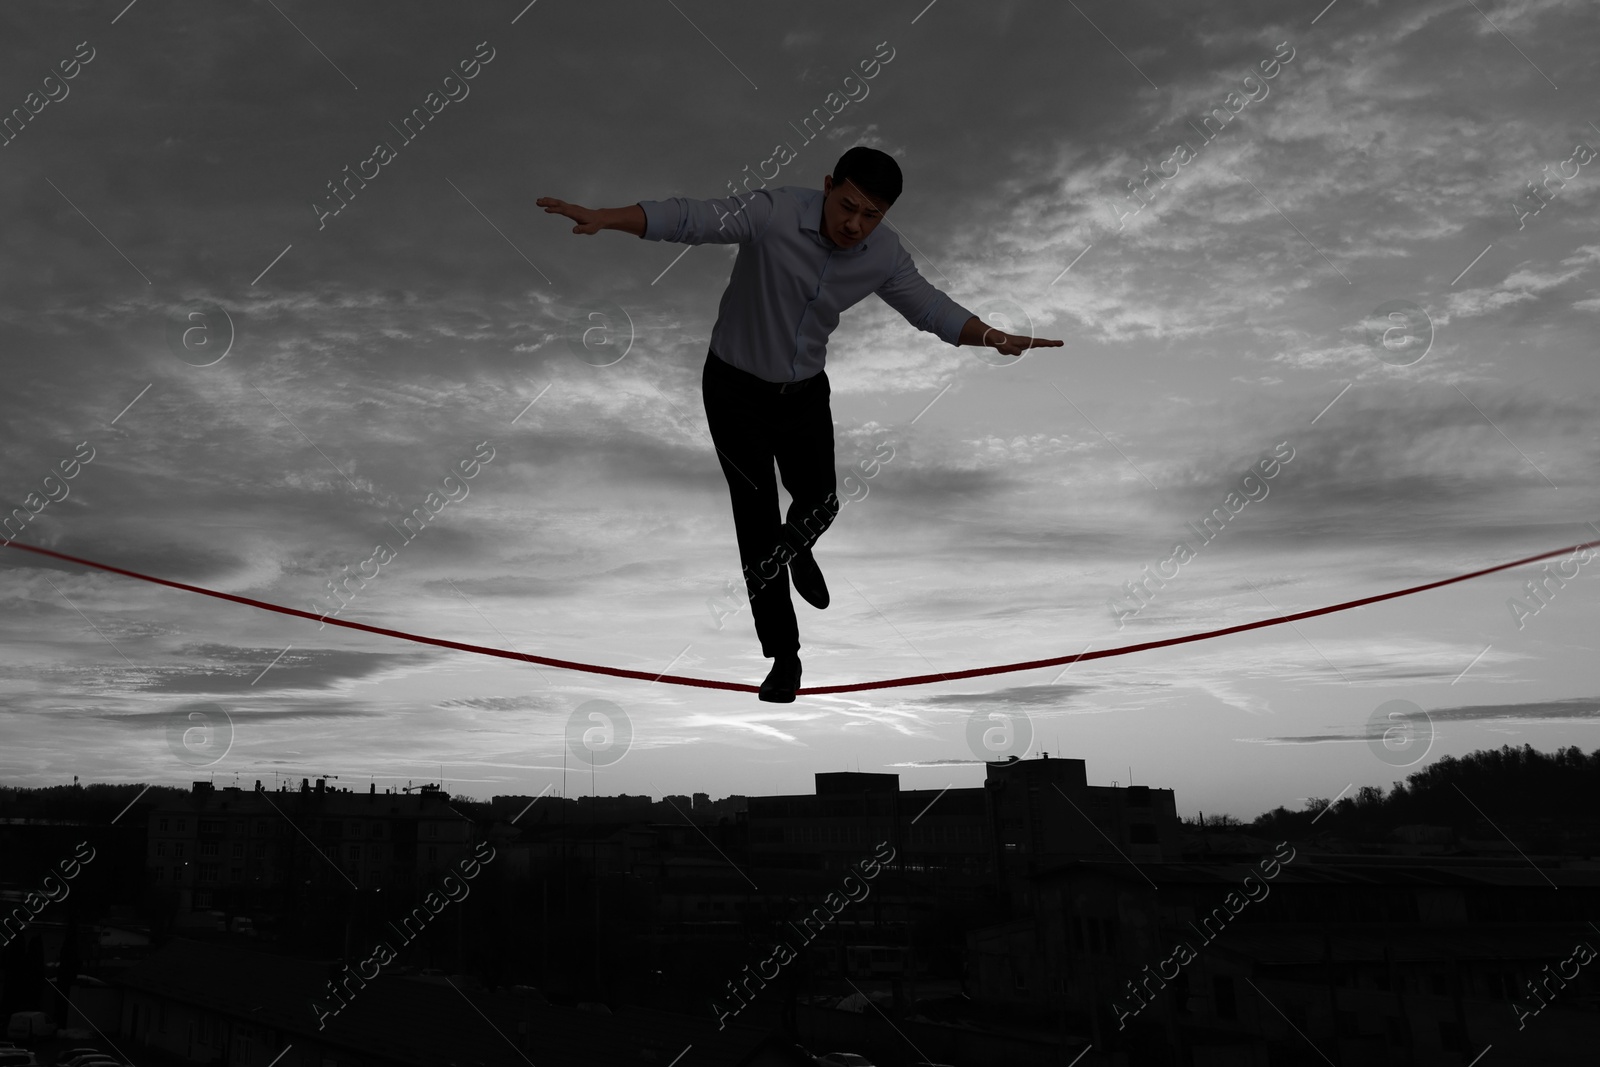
701 347 840 659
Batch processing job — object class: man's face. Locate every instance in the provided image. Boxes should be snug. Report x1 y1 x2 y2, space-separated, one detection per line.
821 174 892 249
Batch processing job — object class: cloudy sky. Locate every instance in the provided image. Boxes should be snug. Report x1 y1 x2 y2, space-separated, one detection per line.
1 0 1596 820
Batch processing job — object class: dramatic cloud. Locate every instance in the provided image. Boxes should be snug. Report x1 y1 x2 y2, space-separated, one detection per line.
1 0 1595 816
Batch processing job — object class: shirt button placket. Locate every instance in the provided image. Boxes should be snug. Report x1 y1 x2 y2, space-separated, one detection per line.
794 250 830 380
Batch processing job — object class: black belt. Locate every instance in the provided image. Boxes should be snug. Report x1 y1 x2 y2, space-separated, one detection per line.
708 348 819 394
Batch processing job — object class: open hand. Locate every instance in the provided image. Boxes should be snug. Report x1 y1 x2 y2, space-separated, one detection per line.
986 330 1064 357
536 197 605 235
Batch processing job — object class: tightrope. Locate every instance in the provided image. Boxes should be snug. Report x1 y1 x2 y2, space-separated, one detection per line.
3 536 1595 694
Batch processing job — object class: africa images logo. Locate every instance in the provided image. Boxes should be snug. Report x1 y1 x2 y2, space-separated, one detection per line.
712 840 896 1029
1110 841 1296 1029
310 839 497 1029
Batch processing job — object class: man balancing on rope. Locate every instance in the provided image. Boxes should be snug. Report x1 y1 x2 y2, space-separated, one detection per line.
538 146 1061 702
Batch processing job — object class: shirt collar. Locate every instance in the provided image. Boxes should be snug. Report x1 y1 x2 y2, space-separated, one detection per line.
800 187 871 254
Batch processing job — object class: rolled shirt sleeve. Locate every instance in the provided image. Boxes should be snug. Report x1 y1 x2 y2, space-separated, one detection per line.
639 190 777 245
874 244 975 347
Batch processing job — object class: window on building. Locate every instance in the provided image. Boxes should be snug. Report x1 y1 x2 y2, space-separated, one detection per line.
176 819 186 831
158 817 169 831
348 845 360 861
254 843 266 859
428 823 438 838
232 843 244 859
230 868 242 882
174 843 185 858
156 842 166 857
428 846 438 862
372 822 384 837
1152 970 1184 1016
152 866 164 882
199 842 218 857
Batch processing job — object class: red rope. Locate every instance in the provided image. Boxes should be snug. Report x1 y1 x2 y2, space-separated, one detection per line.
4 536 1595 694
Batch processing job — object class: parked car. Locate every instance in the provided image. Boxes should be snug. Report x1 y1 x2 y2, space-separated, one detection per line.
817 1056 875 1067
3 1013 53 1043
60 1056 120 1067
0 1049 37 1067
55 1049 104 1061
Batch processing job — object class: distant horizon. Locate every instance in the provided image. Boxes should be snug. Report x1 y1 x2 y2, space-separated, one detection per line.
9 732 1594 827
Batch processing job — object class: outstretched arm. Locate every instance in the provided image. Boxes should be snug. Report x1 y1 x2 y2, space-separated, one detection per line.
536 198 645 237
539 191 774 243
877 245 1064 356
957 315 1064 356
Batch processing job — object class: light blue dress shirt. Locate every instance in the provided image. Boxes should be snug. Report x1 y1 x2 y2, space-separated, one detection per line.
637 185 974 383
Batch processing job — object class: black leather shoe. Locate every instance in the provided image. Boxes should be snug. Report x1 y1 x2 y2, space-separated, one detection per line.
759 655 802 702
787 544 829 609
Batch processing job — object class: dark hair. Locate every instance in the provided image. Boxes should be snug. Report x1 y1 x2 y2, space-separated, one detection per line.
831 146 902 206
